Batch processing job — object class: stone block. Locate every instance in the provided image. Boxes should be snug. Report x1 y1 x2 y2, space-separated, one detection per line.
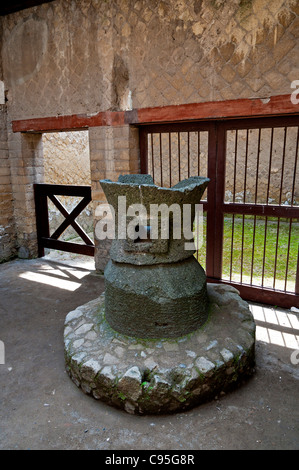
104 257 208 338
64 284 256 415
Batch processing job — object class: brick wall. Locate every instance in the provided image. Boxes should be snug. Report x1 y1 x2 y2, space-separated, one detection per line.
7 131 44 259
0 106 15 262
89 125 140 270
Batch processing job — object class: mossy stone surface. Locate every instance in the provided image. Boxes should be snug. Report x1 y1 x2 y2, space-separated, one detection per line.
104 257 209 338
64 284 256 415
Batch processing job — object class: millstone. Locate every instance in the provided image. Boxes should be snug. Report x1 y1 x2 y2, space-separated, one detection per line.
64 284 256 415
104 256 208 338
64 174 256 414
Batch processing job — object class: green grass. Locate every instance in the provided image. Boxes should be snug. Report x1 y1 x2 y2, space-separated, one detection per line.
195 215 298 291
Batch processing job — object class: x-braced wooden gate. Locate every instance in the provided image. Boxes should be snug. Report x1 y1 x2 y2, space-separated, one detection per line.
34 183 95 257
139 115 299 309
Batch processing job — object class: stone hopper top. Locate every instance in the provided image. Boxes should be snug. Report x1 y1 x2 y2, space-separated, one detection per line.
100 174 209 209
100 174 209 265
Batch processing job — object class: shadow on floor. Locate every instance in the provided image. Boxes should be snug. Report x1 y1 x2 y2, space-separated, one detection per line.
0 255 298 450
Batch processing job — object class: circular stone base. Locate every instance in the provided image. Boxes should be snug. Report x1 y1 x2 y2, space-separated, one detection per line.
104 257 209 338
64 284 256 415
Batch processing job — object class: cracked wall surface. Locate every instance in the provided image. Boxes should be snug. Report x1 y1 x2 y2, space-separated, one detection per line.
0 0 298 262
1 0 298 120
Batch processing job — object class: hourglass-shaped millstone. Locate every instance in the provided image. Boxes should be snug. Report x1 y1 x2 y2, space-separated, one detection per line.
100 174 210 339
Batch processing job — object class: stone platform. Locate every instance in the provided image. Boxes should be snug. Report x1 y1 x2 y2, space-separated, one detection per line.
64 283 256 415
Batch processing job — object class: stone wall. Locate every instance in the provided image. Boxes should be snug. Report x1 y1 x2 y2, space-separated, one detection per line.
2 0 298 120
0 105 15 262
43 131 90 186
89 125 140 270
43 131 93 240
0 0 298 267
10 132 44 259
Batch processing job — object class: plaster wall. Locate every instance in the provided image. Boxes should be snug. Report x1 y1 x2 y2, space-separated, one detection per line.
0 0 298 265
1 0 298 119
43 131 93 240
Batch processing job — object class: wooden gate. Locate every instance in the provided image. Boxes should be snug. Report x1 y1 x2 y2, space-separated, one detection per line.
34 183 95 257
139 115 299 308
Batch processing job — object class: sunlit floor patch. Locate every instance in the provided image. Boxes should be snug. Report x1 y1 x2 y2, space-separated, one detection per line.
19 271 83 291
249 303 299 349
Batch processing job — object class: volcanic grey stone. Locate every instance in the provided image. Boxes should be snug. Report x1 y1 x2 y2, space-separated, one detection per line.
118 366 143 402
99 174 210 339
104 256 209 338
64 284 256 415
117 174 155 185
100 174 209 265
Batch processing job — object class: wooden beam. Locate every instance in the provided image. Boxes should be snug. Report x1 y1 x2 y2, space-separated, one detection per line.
12 94 299 133
41 238 95 256
222 202 299 219
136 94 299 124
12 111 124 133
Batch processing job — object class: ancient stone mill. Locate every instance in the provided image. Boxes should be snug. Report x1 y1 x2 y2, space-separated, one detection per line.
64 174 256 415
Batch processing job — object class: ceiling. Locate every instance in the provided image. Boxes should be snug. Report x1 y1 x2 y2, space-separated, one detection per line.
0 0 55 16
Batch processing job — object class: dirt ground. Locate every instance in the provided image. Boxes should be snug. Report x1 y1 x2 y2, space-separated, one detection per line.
0 252 298 450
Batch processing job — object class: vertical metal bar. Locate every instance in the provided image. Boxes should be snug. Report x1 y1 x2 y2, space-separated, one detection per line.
272 127 287 290
243 129 249 204
250 215 257 286
261 216 268 287
291 128 299 294
240 129 249 283
169 133 172 187
233 130 239 278
187 131 190 178
229 215 235 281
284 218 293 292
296 248 299 296
233 129 238 202
240 214 245 284
261 128 273 287
198 131 201 176
250 128 261 285
290 126 299 206
279 127 287 205
178 132 181 181
273 217 281 289
266 127 274 204
254 128 261 204
230 130 238 281
151 133 155 183
159 132 163 187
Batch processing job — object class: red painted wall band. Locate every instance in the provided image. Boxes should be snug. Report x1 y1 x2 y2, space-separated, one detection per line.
12 94 299 133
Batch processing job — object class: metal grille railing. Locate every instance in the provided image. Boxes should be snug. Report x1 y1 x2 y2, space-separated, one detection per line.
139 116 299 308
